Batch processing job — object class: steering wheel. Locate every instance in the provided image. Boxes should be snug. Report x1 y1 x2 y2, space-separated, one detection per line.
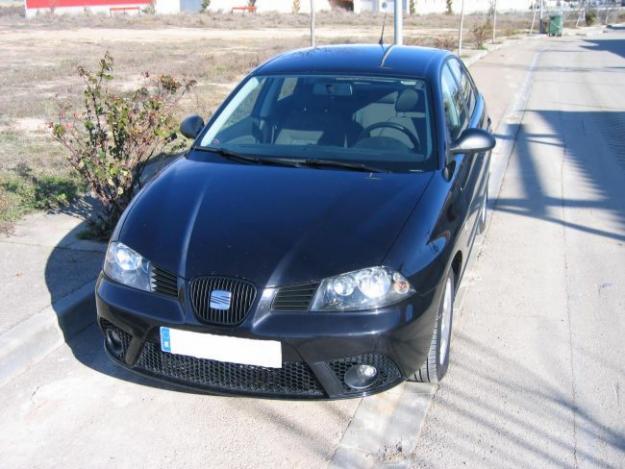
356 122 420 149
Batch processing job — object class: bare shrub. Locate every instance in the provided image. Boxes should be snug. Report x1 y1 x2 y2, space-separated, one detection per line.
472 21 491 49
434 35 456 50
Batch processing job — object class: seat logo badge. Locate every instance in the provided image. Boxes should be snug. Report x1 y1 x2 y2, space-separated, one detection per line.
210 290 232 310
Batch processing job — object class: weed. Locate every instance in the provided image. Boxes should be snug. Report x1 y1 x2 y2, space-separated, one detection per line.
472 21 492 49
0 168 84 232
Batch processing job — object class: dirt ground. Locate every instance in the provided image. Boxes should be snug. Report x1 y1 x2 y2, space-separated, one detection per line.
0 9 533 232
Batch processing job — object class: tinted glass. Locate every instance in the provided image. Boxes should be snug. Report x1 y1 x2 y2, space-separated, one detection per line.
441 65 467 140
198 74 436 172
448 59 476 116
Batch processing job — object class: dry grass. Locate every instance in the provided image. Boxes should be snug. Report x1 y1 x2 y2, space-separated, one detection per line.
0 9 531 230
0 8 533 31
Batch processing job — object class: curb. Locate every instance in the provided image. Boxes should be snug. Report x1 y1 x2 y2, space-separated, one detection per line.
0 279 97 387
329 35 544 469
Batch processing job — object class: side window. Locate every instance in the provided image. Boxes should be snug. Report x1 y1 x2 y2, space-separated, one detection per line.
441 65 467 140
448 59 476 117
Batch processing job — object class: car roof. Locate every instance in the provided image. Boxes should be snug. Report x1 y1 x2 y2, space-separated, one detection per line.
253 44 451 81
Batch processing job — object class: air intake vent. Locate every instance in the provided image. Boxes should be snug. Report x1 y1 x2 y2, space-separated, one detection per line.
137 341 324 397
272 283 319 311
150 265 179 297
190 277 257 325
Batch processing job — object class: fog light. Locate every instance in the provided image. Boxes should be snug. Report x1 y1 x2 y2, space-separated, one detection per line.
106 329 123 358
344 364 378 390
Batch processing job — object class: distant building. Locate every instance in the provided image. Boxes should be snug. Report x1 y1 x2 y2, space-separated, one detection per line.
23 0 530 19
24 0 151 18
154 0 203 14
353 0 533 14
207 0 332 13
24 0 331 16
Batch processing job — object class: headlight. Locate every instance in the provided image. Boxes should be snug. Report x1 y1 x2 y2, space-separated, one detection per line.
310 266 415 311
103 241 151 292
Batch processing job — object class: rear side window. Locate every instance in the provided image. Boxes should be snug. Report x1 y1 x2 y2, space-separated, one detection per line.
441 65 467 140
448 59 476 117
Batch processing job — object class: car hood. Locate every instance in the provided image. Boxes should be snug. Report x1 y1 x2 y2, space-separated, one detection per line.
118 157 433 287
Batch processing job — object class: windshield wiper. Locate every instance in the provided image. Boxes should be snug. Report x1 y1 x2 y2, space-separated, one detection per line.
197 148 387 173
295 159 387 173
198 147 297 168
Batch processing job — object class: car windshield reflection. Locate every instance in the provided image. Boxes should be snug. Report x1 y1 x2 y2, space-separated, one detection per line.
197 74 436 172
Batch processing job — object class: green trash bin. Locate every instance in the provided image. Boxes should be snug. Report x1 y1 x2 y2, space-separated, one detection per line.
548 14 563 37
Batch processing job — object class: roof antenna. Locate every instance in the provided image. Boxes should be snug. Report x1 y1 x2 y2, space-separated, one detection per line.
378 5 388 46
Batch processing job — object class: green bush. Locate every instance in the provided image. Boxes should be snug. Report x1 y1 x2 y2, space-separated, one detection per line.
585 9 597 26
201 0 210 12
51 52 195 239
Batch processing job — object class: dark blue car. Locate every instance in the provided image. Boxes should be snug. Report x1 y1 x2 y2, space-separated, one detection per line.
96 44 495 399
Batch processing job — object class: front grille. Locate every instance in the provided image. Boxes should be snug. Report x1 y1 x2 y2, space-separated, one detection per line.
138 341 324 397
150 265 178 297
272 283 319 311
329 353 402 393
190 276 257 325
100 321 402 398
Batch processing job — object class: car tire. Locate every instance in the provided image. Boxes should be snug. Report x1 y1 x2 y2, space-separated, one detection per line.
409 271 455 384
477 182 488 235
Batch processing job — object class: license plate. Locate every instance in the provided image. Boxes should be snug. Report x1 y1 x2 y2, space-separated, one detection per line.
159 327 282 368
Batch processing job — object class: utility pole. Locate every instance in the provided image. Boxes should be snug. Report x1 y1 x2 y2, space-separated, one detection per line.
394 0 403 45
492 0 497 44
458 0 465 56
310 0 316 47
530 0 538 34
539 0 544 34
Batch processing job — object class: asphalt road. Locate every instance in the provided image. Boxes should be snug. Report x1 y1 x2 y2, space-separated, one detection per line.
1 30 625 469
411 28 625 468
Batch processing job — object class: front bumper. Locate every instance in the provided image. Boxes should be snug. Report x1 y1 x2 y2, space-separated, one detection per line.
96 274 440 400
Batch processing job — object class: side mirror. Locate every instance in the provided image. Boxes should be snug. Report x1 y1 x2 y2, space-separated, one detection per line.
449 128 496 155
180 114 205 140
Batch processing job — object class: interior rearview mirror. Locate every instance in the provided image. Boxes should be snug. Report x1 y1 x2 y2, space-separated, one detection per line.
449 128 496 155
180 114 205 140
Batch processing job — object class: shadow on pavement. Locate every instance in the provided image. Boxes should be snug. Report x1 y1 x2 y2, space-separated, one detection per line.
583 35 625 60
489 35 625 243
407 333 625 467
494 117 625 244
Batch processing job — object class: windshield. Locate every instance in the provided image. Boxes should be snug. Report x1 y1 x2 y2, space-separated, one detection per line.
198 74 435 172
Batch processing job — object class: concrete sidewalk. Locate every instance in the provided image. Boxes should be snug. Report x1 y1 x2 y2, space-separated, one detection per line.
0 210 105 385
